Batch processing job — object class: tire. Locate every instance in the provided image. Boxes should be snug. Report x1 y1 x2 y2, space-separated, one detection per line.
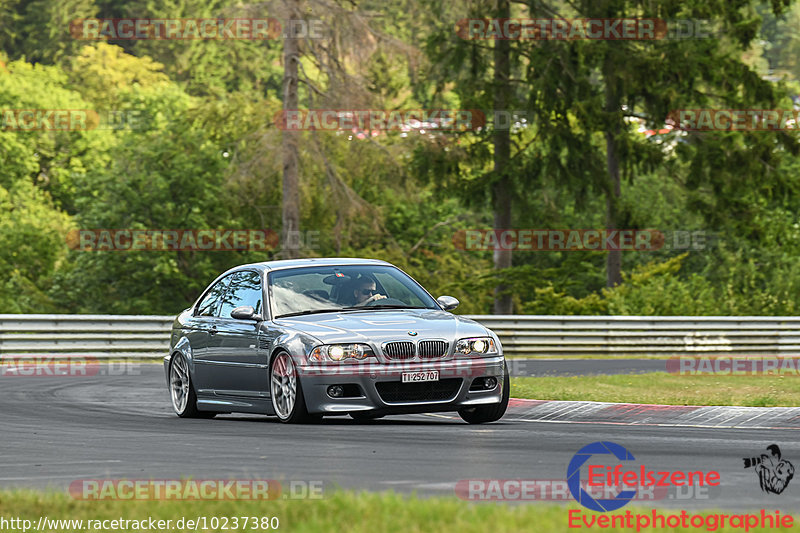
458 362 510 424
270 351 317 423
169 353 216 418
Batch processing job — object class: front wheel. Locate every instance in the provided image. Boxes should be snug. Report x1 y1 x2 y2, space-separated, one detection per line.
270 351 316 423
458 362 510 424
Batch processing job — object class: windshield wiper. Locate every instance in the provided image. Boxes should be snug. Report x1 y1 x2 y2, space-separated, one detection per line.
274 308 344 319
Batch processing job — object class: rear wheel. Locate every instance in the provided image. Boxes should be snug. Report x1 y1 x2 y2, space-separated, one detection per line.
270 351 316 423
169 354 216 418
458 363 509 424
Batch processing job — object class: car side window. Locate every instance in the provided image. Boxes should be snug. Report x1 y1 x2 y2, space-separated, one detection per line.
195 275 233 317
219 270 263 319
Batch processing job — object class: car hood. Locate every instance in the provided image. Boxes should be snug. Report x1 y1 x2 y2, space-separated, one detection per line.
272 309 489 345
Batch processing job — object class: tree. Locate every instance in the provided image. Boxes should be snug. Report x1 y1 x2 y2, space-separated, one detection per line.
0 180 73 312
492 0 512 313
281 0 302 258
0 0 97 64
236 0 425 257
556 0 796 287
53 81 240 313
417 0 525 313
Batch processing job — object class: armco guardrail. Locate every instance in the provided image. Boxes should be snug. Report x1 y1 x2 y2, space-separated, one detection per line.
476 315 800 356
0 314 173 358
1 314 800 358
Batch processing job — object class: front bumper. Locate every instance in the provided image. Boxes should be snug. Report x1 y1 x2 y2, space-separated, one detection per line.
297 356 506 416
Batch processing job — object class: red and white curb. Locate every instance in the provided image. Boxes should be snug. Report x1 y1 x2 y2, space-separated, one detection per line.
499 398 800 429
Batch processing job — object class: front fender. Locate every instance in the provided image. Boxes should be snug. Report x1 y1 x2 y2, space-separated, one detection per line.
270 329 319 366
163 336 194 385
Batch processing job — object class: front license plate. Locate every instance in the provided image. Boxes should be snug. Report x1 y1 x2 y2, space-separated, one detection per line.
401 371 439 383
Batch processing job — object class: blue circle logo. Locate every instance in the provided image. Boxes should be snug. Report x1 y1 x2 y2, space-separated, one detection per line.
407 331 418 336
567 441 637 512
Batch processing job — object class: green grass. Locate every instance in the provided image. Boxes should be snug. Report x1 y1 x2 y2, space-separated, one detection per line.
511 373 800 406
0 490 788 533
0 490 558 533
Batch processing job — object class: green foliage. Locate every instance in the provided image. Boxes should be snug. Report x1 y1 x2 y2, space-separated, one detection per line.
759 2 800 79
603 255 718 316
521 249 800 317
112 0 283 97
519 286 607 315
519 255 716 315
0 0 98 63
0 58 116 211
67 43 170 106
2 0 800 316
0 180 73 312
52 81 243 313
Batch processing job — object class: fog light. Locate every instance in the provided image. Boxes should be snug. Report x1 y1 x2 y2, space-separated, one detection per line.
484 377 497 389
327 385 344 398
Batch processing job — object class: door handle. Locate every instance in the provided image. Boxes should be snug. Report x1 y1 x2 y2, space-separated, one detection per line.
209 325 217 336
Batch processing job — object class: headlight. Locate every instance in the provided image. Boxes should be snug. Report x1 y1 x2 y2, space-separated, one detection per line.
309 344 376 362
455 337 498 356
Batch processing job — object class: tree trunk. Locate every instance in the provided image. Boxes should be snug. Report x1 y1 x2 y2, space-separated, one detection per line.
281 0 301 259
604 57 623 288
492 0 513 314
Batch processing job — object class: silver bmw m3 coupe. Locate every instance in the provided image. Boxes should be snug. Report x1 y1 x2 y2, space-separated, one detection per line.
164 258 509 424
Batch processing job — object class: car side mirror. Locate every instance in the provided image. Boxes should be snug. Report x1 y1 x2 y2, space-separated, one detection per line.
231 305 262 321
436 295 459 311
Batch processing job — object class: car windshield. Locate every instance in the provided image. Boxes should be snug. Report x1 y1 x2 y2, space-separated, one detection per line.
268 265 439 318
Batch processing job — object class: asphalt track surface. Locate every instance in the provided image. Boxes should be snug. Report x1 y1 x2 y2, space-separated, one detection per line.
1 363 798 512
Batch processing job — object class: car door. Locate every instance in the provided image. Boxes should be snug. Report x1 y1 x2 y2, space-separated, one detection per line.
191 273 234 392
211 270 270 397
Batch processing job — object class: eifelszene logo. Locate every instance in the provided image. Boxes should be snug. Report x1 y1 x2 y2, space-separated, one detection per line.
567 441 721 512
568 441 638 512
743 444 795 495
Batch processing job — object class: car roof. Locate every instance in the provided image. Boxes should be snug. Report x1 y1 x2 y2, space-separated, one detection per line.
232 257 392 273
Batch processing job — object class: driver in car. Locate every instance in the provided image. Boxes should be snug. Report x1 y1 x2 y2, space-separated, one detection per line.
353 276 387 305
